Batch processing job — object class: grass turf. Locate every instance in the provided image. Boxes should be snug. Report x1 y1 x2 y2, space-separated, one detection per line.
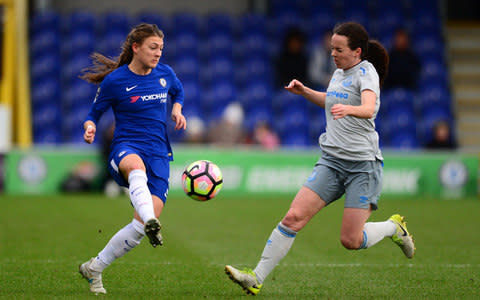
1 193 479 299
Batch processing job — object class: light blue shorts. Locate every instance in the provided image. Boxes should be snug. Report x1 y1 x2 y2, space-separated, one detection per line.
303 153 383 210
108 144 170 203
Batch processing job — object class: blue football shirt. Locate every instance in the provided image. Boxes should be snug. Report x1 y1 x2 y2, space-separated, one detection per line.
84 63 184 160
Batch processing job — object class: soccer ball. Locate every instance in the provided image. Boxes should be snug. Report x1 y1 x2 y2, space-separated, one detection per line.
182 160 223 201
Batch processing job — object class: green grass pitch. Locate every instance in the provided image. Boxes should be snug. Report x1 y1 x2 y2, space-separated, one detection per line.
1 192 479 299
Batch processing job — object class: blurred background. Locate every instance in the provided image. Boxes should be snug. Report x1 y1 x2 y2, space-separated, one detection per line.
0 0 478 198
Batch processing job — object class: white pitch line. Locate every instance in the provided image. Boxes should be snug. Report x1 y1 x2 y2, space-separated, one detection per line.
1 259 478 268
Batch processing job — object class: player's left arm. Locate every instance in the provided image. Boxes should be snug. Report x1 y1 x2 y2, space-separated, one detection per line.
169 74 187 130
171 102 186 130
331 89 376 120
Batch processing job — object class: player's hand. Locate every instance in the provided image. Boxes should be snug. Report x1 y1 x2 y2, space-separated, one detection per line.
171 110 187 130
284 79 305 95
84 124 96 144
331 103 349 120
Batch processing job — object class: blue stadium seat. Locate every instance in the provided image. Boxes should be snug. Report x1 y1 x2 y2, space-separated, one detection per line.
136 12 168 31
172 12 200 35
202 80 236 113
244 106 274 132
31 78 61 106
174 55 200 81
308 113 326 140
30 10 60 35
181 80 202 105
174 31 199 58
203 32 233 59
239 80 273 112
30 30 61 57
282 131 310 148
62 30 95 56
30 54 61 82
97 30 125 57
272 90 306 114
64 11 97 33
62 80 96 109
101 12 132 35
237 13 266 34
32 104 61 127
382 88 416 112
390 132 419 150
386 106 417 133
235 56 271 87
206 12 233 35
33 126 62 144
201 56 234 84
62 55 92 84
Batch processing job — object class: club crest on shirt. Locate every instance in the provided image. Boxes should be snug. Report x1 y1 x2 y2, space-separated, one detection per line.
342 76 352 87
159 78 167 87
359 67 366 76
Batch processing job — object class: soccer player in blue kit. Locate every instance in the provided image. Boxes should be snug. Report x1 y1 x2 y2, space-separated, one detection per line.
78 23 186 294
225 22 415 296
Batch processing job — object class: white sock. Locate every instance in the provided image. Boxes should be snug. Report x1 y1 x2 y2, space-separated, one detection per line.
91 219 145 272
253 222 297 284
128 170 155 223
360 220 396 249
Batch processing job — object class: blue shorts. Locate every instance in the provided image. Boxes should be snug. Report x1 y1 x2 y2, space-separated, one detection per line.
303 153 383 210
108 144 170 203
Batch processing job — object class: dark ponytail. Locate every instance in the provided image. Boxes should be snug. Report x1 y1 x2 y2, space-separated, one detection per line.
333 22 389 87
366 40 389 87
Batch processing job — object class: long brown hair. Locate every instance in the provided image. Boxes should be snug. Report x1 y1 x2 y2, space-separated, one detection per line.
333 22 389 87
80 23 164 84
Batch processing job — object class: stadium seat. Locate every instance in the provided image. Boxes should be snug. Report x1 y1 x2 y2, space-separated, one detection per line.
101 12 132 35
172 12 200 35
174 55 200 81
237 13 266 34
235 56 271 87
30 10 60 35
33 126 62 144
272 90 306 114
31 78 61 106
30 54 61 82
201 56 234 84
282 131 310 148
244 106 274 132
203 32 233 59
239 80 273 112
205 12 233 35
389 132 420 150
174 31 199 58
64 11 97 33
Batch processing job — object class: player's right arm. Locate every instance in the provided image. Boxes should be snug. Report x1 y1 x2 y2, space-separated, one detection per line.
83 120 96 144
83 80 114 144
285 79 326 108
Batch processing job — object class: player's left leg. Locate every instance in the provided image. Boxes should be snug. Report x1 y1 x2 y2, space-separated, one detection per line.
79 218 145 294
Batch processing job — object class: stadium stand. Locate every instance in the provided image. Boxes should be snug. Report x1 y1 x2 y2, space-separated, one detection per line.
29 0 452 148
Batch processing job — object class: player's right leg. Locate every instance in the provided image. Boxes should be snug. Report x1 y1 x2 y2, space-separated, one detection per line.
389 214 415 258
225 187 325 295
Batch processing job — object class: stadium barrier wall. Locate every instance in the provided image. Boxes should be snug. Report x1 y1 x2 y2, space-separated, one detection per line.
3 147 478 198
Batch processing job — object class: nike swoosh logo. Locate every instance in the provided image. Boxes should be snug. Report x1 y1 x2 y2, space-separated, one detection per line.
126 85 137 91
400 225 408 237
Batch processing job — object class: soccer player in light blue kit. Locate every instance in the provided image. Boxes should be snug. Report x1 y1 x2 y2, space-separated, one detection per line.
225 22 415 296
78 24 186 294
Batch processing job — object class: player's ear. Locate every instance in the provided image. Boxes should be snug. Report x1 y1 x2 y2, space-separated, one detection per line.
132 42 140 53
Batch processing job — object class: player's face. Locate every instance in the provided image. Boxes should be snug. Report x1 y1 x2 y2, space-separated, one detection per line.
134 35 164 69
330 34 361 70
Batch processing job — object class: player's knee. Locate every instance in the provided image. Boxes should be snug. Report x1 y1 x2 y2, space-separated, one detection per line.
282 211 304 232
340 235 362 250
